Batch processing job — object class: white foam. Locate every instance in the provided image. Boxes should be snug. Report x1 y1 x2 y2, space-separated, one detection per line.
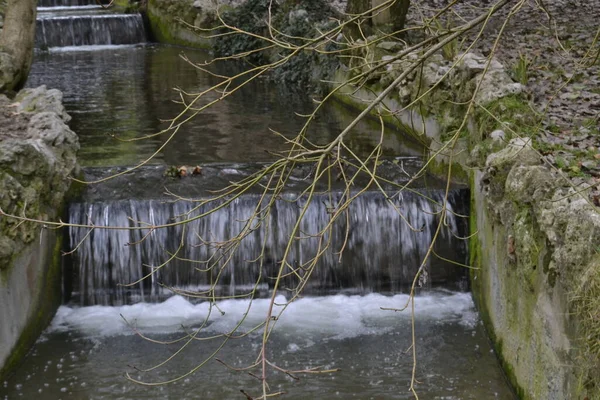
45 44 143 52
49 292 476 338
38 5 102 11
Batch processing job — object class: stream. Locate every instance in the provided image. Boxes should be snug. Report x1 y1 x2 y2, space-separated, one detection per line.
1 3 516 399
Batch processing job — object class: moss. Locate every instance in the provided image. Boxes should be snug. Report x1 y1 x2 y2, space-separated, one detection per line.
145 0 212 49
0 233 63 380
427 154 469 183
571 255 600 398
473 94 539 142
112 0 140 13
146 10 211 49
469 187 529 400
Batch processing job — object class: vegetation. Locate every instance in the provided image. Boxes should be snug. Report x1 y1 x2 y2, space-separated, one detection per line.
1 0 600 399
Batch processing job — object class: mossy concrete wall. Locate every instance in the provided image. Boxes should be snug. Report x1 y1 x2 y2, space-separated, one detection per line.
145 0 225 48
0 86 79 379
323 46 599 399
470 139 600 400
0 231 63 379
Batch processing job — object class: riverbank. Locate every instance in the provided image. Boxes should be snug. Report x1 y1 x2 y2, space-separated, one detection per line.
0 86 79 379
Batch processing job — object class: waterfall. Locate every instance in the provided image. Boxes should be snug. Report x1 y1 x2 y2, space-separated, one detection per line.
36 14 146 48
36 0 147 49
38 0 98 6
67 190 469 305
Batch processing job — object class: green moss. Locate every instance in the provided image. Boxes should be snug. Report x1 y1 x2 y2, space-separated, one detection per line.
474 95 539 141
146 0 212 49
147 11 211 49
571 256 600 398
111 0 140 13
469 187 529 400
427 154 469 183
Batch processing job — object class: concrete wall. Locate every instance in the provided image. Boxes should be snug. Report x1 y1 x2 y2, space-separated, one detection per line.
0 230 62 378
470 140 600 400
0 86 78 379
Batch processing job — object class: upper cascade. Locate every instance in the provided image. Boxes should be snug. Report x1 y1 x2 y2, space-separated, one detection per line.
36 14 146 48
38 0 103 7
35 0 147 48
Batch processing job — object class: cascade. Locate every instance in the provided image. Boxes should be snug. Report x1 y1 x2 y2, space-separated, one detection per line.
36 1 146 48
39 0 98 6
67 190 469 305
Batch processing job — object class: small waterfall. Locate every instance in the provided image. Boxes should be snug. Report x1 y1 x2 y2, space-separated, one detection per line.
36 14 146 48
67 190 469 305
38 0 98 6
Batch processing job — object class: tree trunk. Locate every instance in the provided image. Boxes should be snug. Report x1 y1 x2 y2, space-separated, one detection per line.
390 0 410 33
345 0 410 38
0 0 37 93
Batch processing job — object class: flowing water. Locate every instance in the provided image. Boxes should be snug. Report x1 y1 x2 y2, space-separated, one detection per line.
27 44 423 167
1 4 514 399
36 13 146 48
2 292 515 400
66 190 469 305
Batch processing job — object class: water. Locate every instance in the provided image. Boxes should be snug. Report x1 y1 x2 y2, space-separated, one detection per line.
36 13 146 48
38 0 99 6
26 45 423 167
67 190 469 305
1 292 515 399
10 10 515 399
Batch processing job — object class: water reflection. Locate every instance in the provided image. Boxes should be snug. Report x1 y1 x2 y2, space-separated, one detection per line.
27 45 424 167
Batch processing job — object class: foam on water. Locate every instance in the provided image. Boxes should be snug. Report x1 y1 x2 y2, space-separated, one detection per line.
37 5 102 11
46 44 143 52
49 292 475 338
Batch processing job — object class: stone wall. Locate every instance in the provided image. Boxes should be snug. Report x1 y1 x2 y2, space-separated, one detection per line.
471 138 600 399
334 41 600 399
0 86 79 379
333 43 600 400
142 0 347 49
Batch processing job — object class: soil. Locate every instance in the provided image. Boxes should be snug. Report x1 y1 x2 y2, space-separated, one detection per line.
409 0 600 203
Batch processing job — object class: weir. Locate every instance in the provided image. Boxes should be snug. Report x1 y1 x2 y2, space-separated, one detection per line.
38 0 99 6
35 2 146 48
67 189 469 305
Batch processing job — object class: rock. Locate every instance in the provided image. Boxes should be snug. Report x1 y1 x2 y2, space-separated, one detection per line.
288 9 308 25
0 86 79 264
506 165 554 204
0 52 17 93
474 69 525 106
490 129 506 142
456 52 504 80
486 138 540 169
15 85 71 123
376 41 403 52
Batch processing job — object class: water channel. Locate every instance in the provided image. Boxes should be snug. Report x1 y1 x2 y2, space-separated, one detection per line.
2 3 515 399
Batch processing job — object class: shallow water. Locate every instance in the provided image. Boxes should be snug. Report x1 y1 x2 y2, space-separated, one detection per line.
27 45 423 167
1 292 515 399
16 41 515 400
